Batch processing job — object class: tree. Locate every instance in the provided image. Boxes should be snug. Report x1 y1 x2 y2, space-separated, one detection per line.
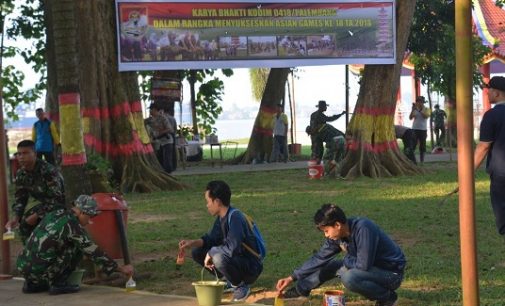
408 0 490 146
236 68 290 163
340 0 421 178
249 68 270 102
44 0 185 193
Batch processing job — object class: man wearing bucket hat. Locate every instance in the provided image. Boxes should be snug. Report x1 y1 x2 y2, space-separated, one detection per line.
475 76 505 241
276 204 405 306
309 100 346 163
179 180 264 302
16 195 134 295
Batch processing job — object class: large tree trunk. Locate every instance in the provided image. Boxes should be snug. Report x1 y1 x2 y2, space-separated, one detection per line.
341 0 422 178
46 0 186 193
236 68 290 164
49 0 92 204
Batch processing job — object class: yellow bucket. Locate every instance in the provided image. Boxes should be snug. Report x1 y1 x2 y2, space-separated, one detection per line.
192 268 225 306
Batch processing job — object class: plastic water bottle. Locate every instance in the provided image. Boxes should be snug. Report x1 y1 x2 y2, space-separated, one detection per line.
3 228 14 241
125 276 136 292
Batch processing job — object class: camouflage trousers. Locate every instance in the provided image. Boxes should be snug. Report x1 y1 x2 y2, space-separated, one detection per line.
323 136 346 176
19 205 45 245
17 247 82 286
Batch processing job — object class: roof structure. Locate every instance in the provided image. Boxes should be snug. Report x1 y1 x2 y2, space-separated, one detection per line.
472 0 505 63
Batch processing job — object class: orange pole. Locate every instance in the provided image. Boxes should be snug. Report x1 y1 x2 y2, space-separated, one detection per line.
481 63 491 112
456 0 479 305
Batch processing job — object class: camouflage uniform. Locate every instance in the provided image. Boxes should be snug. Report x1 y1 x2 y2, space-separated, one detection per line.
309 110 343 160
317 125 346 175
12 159 65 242
16 208 118 286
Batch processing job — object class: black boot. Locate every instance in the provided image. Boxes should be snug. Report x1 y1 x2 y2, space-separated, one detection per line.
49 283 80 295
22 281 49 293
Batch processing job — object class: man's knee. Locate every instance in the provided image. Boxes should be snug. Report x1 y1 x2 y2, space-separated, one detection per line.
340 269 362 292
210 252 230 270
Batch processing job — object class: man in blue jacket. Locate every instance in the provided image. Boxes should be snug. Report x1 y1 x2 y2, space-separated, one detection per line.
276 204 405 306
179 180 263 302
32 108 60 165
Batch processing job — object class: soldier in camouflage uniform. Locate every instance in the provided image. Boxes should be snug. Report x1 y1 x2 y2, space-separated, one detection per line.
5 140 65 243
17 195 134 294
309 100 346 163
307 124 346 176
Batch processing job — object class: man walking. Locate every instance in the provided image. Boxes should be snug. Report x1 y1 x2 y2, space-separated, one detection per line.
5 140 65 243
474 76 505 240
431 104 447 146
179 180 263 302
32 108 60 165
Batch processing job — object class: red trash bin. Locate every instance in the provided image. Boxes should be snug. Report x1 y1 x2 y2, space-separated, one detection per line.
86 193 128 260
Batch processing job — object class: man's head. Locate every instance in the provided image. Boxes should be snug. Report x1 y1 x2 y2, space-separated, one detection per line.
316 100 329 111
148 104 160 116
16 140 37 171
314 204 348 240
276 103 283 113
74 195 99 226
205 180 231 216
434 104 440 109
415 96 426 106
35 108 45 120
485 76 505 104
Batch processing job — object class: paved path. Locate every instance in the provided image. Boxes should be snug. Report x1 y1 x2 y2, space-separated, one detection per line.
172 152 456 176
0 278 266 306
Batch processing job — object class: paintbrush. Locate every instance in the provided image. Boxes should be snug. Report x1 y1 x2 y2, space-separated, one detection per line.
438 187 459 206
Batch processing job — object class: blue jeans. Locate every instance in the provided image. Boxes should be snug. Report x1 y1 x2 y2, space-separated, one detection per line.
192 246 262 286
296 259 403 302
271 135 288 162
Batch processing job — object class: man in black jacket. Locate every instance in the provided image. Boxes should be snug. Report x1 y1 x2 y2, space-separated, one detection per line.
276 204 405 306
179 180 263 302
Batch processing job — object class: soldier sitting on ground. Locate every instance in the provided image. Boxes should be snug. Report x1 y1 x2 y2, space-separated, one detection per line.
17 195 134 295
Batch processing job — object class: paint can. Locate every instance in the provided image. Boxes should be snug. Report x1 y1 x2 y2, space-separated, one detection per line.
308 160 324 179
323 290 345 306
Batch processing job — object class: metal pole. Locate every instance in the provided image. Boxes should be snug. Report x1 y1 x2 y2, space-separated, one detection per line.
345 65 349 131
0 6 12 275
456 0 479 304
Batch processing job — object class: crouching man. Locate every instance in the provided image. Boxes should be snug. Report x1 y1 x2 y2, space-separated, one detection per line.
17 195 133 295
179 180 263 302
276 204 405 306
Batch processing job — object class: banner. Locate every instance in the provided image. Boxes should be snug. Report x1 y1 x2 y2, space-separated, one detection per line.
116 0 396 71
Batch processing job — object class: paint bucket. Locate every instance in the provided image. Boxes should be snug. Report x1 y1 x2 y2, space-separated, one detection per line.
192 268 225 306
67 269 86 286
323 290 345 306
308 160 324 179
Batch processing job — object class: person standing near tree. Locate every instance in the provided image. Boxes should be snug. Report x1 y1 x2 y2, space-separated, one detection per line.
148 103 175 173
394 125 416 164
309 100 345 163
32 108 60 165
4 140 65 243
409 96 430 164
431 104 447 147
474 76 505 240
270 104 289 163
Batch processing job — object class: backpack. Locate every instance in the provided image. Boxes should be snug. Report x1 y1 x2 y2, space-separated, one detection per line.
228 208 267 261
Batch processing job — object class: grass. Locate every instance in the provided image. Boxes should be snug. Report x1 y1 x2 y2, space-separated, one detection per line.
118 162 503 305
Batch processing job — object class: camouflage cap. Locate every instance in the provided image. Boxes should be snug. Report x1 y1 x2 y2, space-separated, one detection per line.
75 195 99 217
